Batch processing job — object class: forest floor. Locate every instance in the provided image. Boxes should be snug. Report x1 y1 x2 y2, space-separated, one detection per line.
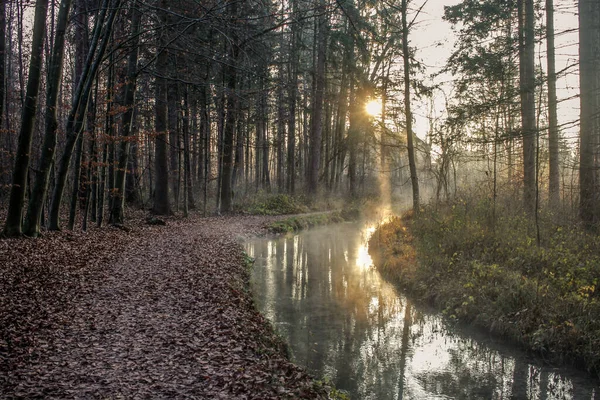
0 213 330 399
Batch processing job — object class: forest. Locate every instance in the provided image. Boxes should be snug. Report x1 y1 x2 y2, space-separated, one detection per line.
0 0 596 233
1 0 600 398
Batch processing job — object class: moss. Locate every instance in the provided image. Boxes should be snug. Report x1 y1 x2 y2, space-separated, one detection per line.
370 203 600 379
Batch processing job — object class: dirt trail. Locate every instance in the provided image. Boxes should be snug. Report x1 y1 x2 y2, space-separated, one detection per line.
0 215 327 399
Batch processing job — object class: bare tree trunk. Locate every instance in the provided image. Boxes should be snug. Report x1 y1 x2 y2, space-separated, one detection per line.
276 75 285 193
402 0 419 212
23 0 72 237
579 0 600 227
98 65 114 227
307 0 327 195
219 1 238 212
153 0 170 215
68 134 84 230
48 0 120 230
546 0 560 207
519 0 536 213
167 80 180 211
182 88 195 210
2 0 48 237
0 1 5 135
110 4 141 225
286 5 299 194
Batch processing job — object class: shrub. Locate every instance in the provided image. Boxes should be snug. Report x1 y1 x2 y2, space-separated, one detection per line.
243 194 310 215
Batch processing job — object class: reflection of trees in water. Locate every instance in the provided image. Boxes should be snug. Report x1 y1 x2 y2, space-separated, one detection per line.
411 337 592 399
249 227 412 399
246 226 598 400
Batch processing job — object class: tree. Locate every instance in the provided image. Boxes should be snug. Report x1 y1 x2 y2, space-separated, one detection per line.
110 4 142 225
519 0 536 213
23 0 73 237
219 0 240 213
546 0 560 207
48 0 121 230
0 0 5 135
153 0 170 216
307 0 328 195
401 0 419 212
2 0 48 237
579 0 600 227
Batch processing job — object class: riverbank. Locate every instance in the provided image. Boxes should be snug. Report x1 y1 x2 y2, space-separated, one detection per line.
267 209 359 234
0 213 331 398
369 206 600 379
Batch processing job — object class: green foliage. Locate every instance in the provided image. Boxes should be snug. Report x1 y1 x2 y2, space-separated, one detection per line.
312 378 351 400
242 194 310 216
371 197 600 378
242 251 255 271
268 211 350 234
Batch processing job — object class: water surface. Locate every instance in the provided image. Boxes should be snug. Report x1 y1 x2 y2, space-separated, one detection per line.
245 222 599 399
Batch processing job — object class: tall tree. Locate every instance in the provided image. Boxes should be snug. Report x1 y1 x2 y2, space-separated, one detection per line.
402 0 419 212
219 0 239 213
110 4 142 225
579 0 600 226
48 0 121 230
2 0 48 237
307 0 327 195
519 0 536 212
23 0 73 237
546 0 560 207
0 0 5 134
153 0 170 215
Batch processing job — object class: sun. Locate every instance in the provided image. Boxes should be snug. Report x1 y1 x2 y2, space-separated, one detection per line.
365 99 382 116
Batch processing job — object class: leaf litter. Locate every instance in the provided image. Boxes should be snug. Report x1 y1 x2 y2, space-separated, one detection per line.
0 215 329 399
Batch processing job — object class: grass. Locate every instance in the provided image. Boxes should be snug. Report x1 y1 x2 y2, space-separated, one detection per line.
369 197 600 379
268 210 357 233
238 194 311 216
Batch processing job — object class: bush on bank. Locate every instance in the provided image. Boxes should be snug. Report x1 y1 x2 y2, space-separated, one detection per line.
268 208 359 233
369 199 600 378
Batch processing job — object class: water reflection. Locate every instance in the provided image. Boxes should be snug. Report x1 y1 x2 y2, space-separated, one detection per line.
246 222 599 400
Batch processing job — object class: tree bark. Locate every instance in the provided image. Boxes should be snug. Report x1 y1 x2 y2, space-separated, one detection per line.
110 4 141 225
48 0 120 230
23 0 72 237
519 0 536 213
546 0 560 207
402 0 420 212
286 0 300 194
219 0 239 212
182 88 195 210
153 1 171 216
0 1 5 135
167 79 180 211
579 0 600 226
307 0 327 195
3 0 48 237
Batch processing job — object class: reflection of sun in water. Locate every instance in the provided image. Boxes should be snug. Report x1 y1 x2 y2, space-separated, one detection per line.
356 244 373 270
356 225 377 269
365 99 382 116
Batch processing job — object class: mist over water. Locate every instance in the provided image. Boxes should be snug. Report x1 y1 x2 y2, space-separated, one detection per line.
246 222 599 399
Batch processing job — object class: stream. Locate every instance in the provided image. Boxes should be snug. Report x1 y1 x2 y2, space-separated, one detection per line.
245 221 600 399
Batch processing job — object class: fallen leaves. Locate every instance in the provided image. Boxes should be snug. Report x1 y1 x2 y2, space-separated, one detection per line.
0 214 328 399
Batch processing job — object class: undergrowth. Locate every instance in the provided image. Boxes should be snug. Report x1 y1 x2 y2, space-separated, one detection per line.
369 197 600 379
268 211 353 233
239 194 310 215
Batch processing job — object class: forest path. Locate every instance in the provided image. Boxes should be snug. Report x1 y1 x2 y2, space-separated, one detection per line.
0 215 327 399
